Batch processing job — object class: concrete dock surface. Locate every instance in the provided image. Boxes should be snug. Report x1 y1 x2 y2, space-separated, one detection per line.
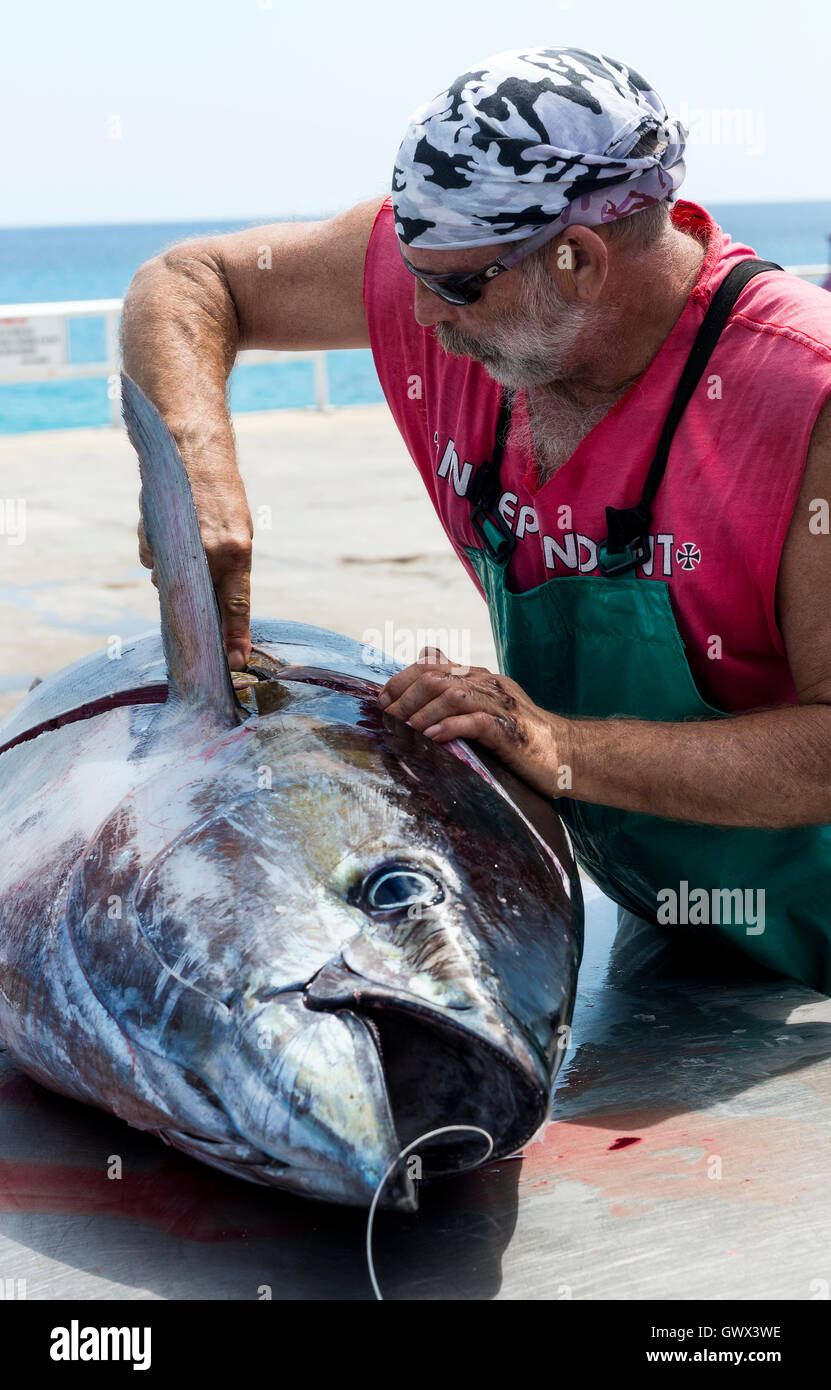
1 405 830 1300
0 404 498 719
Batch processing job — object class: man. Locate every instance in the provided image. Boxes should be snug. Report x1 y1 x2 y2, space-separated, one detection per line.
122 47 831 991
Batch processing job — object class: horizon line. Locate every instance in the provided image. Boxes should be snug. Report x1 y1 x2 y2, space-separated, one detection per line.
2 195 831 234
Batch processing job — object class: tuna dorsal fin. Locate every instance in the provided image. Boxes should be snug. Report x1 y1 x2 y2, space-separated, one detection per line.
121 372 240 727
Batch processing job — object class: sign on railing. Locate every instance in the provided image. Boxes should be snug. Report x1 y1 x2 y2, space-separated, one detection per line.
0 298 332 426
0 315 66 372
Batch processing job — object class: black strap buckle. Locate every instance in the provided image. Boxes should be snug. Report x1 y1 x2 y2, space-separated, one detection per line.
464 389 517 563
467 399 517 564
597 535 649 576
598 501 651 578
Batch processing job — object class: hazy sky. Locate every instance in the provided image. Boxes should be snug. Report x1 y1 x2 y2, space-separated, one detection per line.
2 0 827 227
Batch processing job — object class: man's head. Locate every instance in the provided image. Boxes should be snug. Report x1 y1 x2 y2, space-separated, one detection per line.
392 47 685 388
403 189 674 391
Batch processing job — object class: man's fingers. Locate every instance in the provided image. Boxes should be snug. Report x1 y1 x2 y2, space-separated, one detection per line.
400 680 490 733
137 512 156 585
213 548 252 672
421 710 504 746
378 664 444 709
417 646 477 677
379 654 485 709
138 481 254 671
384 671 505 726
137 509 153 571
380 667 456 718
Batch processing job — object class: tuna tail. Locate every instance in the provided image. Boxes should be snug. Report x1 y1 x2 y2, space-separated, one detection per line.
121 372 240 728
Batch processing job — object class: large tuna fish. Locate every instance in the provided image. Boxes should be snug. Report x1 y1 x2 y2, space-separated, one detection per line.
0 374 581 1210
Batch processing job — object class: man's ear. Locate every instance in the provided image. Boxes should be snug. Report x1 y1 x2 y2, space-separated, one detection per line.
548 226 609 302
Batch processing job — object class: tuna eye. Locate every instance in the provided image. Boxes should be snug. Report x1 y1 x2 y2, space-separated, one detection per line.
358 863 443 914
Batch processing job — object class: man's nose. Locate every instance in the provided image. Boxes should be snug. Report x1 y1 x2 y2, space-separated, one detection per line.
413 280 460 328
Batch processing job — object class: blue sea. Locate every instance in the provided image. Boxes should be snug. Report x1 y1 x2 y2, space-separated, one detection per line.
1 201 829 435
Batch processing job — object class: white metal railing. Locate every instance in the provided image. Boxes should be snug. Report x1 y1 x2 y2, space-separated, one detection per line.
0 298 331 426
784 264 831 280
1 263 829 428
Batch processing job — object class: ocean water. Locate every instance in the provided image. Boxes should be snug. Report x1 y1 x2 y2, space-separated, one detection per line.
1 201 829 435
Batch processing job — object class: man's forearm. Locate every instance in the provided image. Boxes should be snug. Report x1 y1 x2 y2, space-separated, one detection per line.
120 245 255 668
563 704 831 829
120 245 239 474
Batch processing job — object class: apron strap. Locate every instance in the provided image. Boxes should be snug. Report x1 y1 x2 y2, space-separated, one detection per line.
467 387 517 564
598 256 783 575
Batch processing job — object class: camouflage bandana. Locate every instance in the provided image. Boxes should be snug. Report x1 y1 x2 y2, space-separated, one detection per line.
392 47 687 249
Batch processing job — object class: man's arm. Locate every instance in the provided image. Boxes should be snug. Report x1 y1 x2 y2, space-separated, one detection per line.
121 196 383 668
378 396 831 830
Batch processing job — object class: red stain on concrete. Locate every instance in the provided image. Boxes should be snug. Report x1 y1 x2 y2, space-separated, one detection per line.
518 1108 824 1211
0 1158 312 1242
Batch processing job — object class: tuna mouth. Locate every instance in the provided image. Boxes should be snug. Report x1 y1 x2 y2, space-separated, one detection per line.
343 1002 547 1180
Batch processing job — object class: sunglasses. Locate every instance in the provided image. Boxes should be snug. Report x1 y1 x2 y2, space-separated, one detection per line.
397 217 569 305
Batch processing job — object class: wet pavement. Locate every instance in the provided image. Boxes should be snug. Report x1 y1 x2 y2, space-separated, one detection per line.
1 410 829 1299
1 886 829 1299
0 406 499 721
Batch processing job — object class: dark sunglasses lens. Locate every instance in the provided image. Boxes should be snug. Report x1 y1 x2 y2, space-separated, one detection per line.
432 278 478 306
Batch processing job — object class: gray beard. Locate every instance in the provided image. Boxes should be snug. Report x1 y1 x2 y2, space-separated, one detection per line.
515 383 626 482
436 321 624 481
434 299 584 389
433 257 624 479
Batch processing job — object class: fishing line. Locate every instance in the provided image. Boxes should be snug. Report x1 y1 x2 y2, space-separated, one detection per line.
365 1124 494 1301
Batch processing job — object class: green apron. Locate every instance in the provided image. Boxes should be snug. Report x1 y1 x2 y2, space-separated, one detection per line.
462 259 831 995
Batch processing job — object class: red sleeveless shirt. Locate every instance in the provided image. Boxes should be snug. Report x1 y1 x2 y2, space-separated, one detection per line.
362 196 831 713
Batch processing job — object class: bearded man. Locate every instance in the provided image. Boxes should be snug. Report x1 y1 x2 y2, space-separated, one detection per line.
122 48 831 991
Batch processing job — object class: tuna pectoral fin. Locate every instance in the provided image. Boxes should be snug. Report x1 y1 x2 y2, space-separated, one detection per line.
121 372 240 727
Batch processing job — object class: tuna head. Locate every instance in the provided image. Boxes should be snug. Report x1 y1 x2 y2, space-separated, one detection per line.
66 680 578 1209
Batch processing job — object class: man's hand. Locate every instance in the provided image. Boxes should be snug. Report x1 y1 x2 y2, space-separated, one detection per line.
377 647 568 797
138 475 253 671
